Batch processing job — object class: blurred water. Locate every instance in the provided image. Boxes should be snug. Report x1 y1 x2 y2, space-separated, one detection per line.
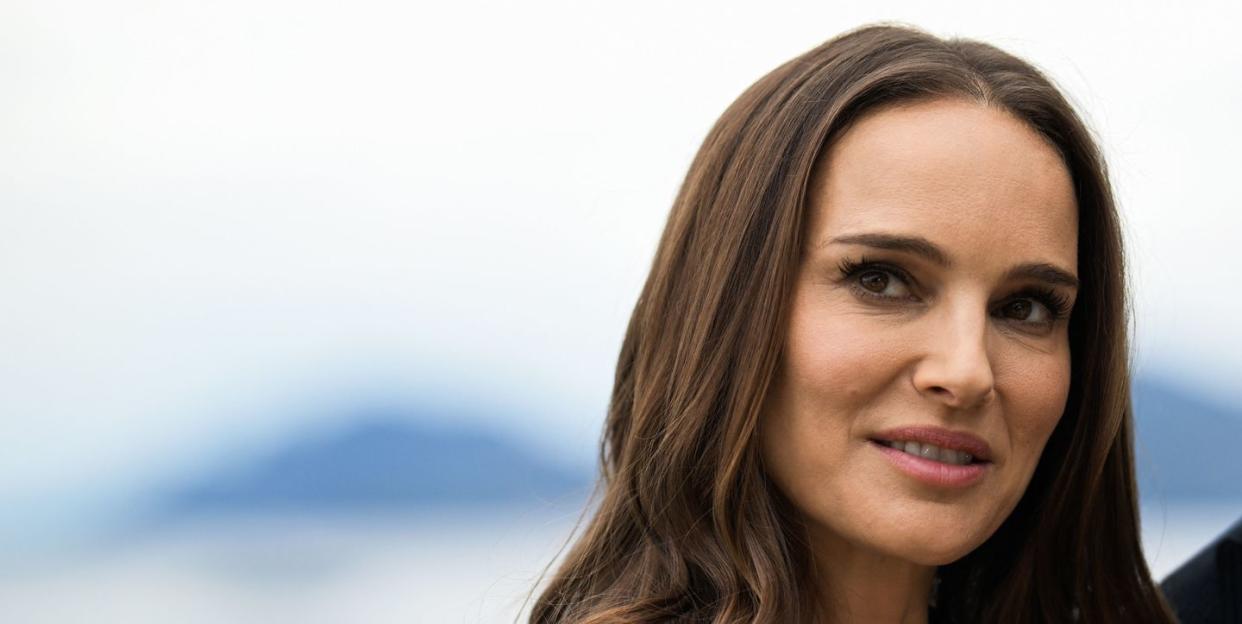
0 502 1237 623
0 506 581 624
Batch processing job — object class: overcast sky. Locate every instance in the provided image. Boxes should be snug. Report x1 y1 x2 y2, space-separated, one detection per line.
1 0 1239 534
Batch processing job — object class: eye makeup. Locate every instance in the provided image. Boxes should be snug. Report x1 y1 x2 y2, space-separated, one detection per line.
834 256 1075 327
836 256 921 303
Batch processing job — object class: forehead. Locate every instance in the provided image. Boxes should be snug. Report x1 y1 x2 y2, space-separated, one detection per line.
808 98 1078 267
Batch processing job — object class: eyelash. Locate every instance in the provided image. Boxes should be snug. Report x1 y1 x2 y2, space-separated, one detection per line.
835 257 1073 323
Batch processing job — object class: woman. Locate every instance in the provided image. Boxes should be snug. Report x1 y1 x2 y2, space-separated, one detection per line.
531 23 1177 623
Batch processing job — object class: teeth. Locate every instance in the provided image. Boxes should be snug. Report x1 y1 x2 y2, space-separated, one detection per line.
883 440 974 465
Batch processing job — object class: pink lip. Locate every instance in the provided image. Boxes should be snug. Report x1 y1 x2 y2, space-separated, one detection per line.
871 426 993 461
868 426 995 489
871 442 989 488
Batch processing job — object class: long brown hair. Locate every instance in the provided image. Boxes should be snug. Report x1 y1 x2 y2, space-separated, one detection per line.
531 23 1176 623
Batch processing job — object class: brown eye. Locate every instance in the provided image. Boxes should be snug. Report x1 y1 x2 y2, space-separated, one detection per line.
859 271 890 293
837 258 917 302
1002 300 1033 320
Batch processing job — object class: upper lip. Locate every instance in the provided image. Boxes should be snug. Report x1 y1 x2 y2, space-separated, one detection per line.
870 426 994 462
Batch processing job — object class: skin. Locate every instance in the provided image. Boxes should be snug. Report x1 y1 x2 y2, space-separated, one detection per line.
759 98 1079 623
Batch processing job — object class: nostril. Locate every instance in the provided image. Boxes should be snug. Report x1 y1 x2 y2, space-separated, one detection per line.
912 358 996 409
921 379 995 407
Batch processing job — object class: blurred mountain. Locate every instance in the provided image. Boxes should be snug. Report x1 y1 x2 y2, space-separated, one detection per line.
1133 377 1242 502
152 416 593 520
141 375 1238 524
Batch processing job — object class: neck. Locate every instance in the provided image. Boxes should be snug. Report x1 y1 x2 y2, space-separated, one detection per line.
807 524 937 624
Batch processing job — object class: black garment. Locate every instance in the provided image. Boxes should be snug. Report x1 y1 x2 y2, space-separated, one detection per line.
1162 516 1242 623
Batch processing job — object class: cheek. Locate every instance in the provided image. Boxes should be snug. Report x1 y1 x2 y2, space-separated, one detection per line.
760 302 854 500
781 298 907 409
760 293 912 519
998 347 1072 475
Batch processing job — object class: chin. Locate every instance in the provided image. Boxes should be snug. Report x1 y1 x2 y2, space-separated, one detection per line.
865 507 1001 567
892 537 980 567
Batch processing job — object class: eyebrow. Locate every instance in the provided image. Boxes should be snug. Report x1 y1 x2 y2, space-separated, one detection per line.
824 232 1080 290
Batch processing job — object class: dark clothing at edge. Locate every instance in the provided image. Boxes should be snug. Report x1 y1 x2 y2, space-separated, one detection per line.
1162 516 1242 623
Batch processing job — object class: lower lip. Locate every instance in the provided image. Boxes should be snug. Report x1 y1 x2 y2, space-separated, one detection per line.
871 441 989 488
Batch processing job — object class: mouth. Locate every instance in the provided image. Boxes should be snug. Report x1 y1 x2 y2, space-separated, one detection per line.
870 438 980 466
867 426 994 488
868 425 994 464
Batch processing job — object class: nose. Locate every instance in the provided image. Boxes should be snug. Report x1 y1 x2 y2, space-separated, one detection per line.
912 304 996 410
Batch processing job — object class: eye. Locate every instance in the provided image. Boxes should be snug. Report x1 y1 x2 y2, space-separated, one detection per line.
837 258 917 302
995 287 1072 327
999 299 1048 323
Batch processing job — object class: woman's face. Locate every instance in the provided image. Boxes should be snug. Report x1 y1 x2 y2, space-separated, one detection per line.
760 98 1078 566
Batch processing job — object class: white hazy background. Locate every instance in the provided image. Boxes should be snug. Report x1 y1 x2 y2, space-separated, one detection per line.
2 1 1240 622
